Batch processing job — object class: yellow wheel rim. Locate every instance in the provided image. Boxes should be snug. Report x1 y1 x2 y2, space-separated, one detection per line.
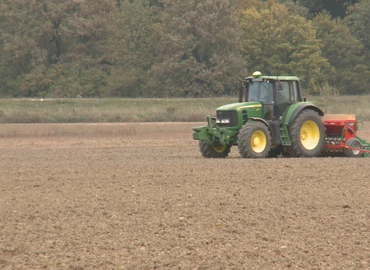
251 130 267 153
213 144 226 153
300 120 320 150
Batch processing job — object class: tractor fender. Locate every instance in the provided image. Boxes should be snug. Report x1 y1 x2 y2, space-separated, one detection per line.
250 117 271 130
286 104 324 126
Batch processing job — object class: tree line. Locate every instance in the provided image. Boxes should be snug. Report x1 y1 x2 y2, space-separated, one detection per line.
0 0 369 98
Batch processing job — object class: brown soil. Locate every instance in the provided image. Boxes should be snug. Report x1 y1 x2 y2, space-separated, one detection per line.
1 122 370 269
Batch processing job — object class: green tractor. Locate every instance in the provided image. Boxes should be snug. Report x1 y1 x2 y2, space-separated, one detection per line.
192 71 326 158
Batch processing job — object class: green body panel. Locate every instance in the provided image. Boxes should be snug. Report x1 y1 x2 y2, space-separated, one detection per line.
218 102 264 129
279 125 291 146
218 101 262 111
235 104 264 120
192 102 265 146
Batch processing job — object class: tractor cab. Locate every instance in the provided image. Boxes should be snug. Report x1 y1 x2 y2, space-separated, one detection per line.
241 71 303 121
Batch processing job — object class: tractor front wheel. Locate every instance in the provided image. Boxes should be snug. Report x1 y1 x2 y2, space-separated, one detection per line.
289 110 325 157
199 141 231 158
238 122 271 158
344 138 363 157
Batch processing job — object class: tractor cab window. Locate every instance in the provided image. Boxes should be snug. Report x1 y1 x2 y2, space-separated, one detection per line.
276 81 289 105
276 81 298 105
292 81 301 102
274 81 296 119
248 81 273 104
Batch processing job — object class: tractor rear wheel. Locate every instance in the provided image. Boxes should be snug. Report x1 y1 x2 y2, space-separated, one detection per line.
238 122 271 158
199 141 231 158
344 138 363 157
289 110 325 157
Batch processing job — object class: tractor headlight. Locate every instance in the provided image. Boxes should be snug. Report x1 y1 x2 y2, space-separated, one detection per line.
216 119 230 124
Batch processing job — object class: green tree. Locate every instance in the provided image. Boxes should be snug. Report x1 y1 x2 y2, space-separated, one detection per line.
240 2 331 94
345 0 370 61
278 0 311 19
291 0 358 18
147 0 244 97
313 13 370 94
0 0 118 98
105 0 163 97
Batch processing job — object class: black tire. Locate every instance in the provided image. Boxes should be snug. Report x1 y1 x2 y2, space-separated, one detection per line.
288 110 325 157
199 141 231 158
238 122 271 158
344 138 363 157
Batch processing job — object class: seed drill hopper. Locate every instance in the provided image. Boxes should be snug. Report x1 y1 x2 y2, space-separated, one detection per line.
322 114 370 157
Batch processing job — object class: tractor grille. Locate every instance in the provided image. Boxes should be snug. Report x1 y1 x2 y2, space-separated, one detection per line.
216 110 238 127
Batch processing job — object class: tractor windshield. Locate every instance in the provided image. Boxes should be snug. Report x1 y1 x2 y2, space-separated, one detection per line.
247 81 273 104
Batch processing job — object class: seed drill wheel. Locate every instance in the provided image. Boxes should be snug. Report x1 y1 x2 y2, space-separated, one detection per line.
289 110 325 157
238 122 271 158
199 141 231 158
344 137 363 157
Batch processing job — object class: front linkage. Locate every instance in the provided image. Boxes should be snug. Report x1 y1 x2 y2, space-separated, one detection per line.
193 116 238 148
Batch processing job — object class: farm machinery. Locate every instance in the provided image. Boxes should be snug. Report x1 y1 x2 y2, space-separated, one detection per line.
193 71 370 158
322 114 370 157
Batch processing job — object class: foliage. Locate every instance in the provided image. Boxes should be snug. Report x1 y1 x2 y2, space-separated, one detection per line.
0 0 370 98
147 0 244 97
240 2 331 94
0 0 117 97
105 0 163 97
345 0 370 61
292 0 359 18
312 13 370 94
281 1 311 19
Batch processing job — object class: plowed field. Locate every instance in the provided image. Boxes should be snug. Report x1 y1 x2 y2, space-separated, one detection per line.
1 122 370 269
